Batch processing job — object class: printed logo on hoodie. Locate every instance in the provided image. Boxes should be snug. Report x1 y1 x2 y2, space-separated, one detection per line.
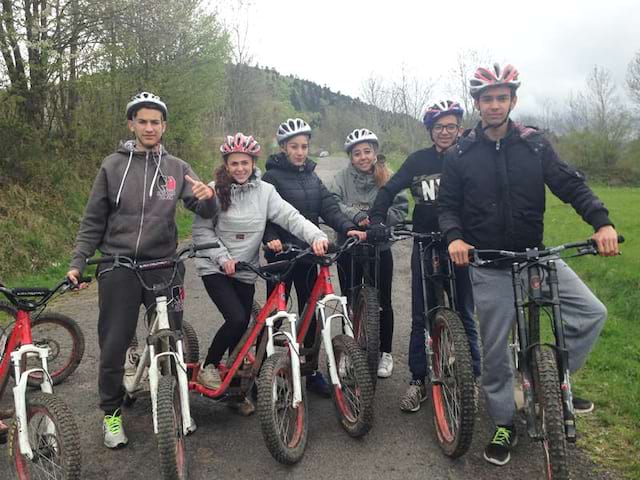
158 175 177 201
411 173 441 205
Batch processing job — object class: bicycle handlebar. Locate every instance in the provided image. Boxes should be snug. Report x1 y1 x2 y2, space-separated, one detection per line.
86 242 220 270
469 235 625 267
0 276 92 310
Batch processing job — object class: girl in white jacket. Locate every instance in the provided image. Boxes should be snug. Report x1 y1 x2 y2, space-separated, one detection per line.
192 133 328 413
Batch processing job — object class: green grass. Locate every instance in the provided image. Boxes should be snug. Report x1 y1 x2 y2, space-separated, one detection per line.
543 186 640 478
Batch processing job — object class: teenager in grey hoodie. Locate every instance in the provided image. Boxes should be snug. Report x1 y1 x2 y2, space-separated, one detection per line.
66 92 216 449
191 133 328 414
329 128 408 379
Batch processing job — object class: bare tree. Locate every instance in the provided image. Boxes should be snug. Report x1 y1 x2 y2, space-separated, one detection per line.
627 49 640 111
446 49 491 126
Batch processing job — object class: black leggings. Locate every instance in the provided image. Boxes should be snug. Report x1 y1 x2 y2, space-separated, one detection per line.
266 261 318 349
202 274 255 367
337 248 395 353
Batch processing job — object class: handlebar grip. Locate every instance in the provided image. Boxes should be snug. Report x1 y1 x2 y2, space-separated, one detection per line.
193 242 220 250
86 256 115 265
326 242 338 254
78 276 92 284
618 235 625 244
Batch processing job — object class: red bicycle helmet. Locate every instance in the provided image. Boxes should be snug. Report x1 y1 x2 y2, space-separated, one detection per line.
469 63 521 98
220 133 261 158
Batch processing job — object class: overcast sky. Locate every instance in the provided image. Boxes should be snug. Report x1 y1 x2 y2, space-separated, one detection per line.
215 0 638 117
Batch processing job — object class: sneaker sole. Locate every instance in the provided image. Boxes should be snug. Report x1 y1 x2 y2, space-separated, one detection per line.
574 405 595 414
399 393 428 412
377 369 393 378
483 451 511 466
104 439 128 449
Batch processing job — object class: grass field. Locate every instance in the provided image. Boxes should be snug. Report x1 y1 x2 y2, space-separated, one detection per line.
543 186 640 479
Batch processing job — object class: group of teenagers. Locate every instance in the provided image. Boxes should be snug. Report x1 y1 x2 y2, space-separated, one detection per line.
52 62 620 468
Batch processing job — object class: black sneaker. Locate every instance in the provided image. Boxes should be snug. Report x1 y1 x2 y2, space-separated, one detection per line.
573 396 594 414
484 424 518 466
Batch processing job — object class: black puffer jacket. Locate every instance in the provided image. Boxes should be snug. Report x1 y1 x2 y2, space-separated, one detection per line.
262 152 356 249
438 122 612 252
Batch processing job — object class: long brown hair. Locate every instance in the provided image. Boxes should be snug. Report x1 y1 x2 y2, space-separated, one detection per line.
373 153 392 187
213 161 235 212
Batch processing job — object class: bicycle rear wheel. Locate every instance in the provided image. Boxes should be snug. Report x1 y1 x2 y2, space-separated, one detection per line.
430 309 475 457
8 392 81 479
258 352 307 464
533 346 569 480
180 321 199 364
329 334 374 438
351 286 380 386
156 376 188 480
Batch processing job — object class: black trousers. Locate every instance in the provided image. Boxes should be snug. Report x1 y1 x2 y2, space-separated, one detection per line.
202 274 255 367
266 261 319 349
97 263 184 414
337 248 395 353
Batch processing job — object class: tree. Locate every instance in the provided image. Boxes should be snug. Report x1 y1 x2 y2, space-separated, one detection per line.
446 49 491 126
627 49 640 111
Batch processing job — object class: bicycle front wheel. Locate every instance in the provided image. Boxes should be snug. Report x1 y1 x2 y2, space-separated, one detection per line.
258 352 307 464
8 392 81 479
351 286 380 387
430 309 475 458
27 312 85 387
329 334 374 438
534 346 569 480
156 376 188 480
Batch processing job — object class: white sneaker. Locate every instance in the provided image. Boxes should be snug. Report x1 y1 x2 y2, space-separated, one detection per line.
103 410 128 449
197 364 222 390
377 353 393 378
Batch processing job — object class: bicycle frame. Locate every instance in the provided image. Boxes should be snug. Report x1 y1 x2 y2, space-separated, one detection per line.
295 259 353 389
187 281 304 408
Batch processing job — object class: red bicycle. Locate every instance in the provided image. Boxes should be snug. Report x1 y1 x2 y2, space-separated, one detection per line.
281 238 375 437
185 253 309 465
0 276 88 479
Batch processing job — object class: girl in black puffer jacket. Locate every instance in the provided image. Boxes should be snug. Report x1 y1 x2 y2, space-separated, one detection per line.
262 118 366 397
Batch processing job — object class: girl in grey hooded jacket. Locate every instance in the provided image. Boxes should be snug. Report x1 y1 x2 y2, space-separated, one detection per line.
191 134 327 403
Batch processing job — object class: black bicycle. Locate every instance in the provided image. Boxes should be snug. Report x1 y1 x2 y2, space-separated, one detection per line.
388 225 476 458
470 236 624 480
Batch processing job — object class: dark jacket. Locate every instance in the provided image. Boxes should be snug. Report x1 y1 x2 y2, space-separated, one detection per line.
438 122 612 251
369 146 444 234
70 141 216 273
261 152 356 249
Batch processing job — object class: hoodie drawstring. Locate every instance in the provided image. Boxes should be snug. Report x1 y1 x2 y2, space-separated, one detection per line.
149 144 163 198
115 150 134 207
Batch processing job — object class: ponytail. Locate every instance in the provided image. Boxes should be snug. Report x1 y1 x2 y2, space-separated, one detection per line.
373 153 392 187
213 162 233 211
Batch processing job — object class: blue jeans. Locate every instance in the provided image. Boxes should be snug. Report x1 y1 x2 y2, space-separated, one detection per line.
408 242 482 381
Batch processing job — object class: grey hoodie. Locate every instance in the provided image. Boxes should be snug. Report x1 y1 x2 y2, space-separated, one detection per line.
70 141 216 273
192 171 327 284
329 162 409 249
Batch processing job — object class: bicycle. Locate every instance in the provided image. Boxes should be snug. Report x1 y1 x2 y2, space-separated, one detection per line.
470 236 624 479
0 276 88 479
86 243 217 480
340 241 381 387
386 225 476 458
186 255 310 465
282 237 374 437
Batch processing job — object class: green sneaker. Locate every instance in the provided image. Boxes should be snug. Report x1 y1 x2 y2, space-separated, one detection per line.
103 409 128 449
484 424 517 466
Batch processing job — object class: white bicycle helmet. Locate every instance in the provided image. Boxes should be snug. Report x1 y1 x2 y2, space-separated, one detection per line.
344 128 379 153
220 132 261 158
276 118 312 144
126 91 168 120
469 63 521 98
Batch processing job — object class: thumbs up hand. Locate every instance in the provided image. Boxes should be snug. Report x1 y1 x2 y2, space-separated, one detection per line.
185 175 214 200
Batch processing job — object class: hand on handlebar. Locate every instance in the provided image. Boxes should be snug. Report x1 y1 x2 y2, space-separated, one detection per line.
366 224 391 243
346 230 367 242
222 259 238 276
357 217 370 227
592 225 619 257
312 239 329 256
448 239 474 267
66 269 90 289
266 239 283 253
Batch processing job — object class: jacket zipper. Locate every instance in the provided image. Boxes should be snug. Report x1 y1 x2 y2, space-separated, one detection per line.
134 152 149 259
496 138 501 151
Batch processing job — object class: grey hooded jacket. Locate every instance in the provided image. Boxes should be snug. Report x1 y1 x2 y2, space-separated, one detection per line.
329 162 408 249
69 141 216 273
192 171 327 284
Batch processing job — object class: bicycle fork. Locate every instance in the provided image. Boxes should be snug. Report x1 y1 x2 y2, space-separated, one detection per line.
11 344 54 458
265 310 303 408
148 297 195 436
319 294 352 389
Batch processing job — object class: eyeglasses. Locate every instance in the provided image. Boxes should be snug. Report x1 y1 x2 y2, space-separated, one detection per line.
432 124 460 134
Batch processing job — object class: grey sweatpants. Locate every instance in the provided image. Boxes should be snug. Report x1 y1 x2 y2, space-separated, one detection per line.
470 260 607 426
